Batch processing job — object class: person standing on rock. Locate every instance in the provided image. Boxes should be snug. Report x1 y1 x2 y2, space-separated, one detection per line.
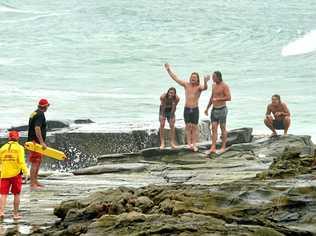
159 87 180 149
264 94 291 136
27 98 49 189
204 71 231 154
164 63 209 152
0 131 29 220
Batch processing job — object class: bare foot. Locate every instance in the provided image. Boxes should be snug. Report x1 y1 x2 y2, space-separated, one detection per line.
159 144 165 150
219 147 226 153
270 132 277 137
30 184 44 190
193 146 198 152
209 147 216 153
36 182 45 187
188 144 193 150
171 143 177 149
13 213 22 220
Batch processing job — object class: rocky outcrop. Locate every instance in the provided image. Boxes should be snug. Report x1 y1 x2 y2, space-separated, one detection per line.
3 120 253 171
72 163 149 175
40 126 252 170
0 121 213 170
32 133 315 235
257 145 315 179
219 134 314 161
36 177 316 236
74 119 95 124
10 120 70 132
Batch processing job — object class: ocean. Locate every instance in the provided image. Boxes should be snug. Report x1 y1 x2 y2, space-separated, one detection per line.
0 0 315 138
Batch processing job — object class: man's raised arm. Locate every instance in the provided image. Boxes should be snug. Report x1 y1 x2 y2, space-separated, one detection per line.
200 75 210 91
164 63 186 87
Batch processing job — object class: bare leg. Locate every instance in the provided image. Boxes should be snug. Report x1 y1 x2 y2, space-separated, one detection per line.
30 161 43 188
13 194 21 219
159 116 166 149
210 122 219 153
0 195 8 217
35 159 44 187
283 116 291 135
192 124 199 152
186 124 193 149
30 162 38 188
220 122 227 152
169 118 177 148
264 116 277 136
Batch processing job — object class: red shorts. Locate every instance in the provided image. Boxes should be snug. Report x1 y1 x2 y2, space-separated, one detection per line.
29 151 43 164
0 175 22 195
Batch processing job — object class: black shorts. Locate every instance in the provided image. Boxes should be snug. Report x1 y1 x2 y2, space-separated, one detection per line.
273 119 285 130
211 106 228 124
184 107 199 125
159 106 172 123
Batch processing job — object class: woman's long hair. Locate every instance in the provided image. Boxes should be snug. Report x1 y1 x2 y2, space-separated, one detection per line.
164 87 177 104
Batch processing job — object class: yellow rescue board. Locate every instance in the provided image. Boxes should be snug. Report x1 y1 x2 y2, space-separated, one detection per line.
24 142 66 161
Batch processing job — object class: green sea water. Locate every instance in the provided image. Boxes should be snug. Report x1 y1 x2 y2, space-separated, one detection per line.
0 0 315 137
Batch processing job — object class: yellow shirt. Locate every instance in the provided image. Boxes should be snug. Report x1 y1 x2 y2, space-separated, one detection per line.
0 141 29 178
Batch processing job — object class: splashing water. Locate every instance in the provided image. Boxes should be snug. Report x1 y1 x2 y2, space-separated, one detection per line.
282 30 316 56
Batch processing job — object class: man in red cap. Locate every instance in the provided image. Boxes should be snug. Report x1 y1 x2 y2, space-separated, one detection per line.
0 130 29 219
27 98 49 189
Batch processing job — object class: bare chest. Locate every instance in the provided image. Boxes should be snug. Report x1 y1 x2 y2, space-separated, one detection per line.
270 105 285 113
212 85 225 97
185 86 201 97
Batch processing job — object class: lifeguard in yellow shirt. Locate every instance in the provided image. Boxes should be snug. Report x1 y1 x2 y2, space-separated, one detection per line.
0 130 29 220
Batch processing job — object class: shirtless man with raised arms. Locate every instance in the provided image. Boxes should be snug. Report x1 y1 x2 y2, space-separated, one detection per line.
164 63 209 151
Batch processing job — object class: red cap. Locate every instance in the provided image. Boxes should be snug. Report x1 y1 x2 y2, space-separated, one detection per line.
38 98 50 107
8 130 20 140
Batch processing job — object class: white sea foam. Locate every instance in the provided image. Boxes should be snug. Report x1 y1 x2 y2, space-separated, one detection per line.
282 30 316 56
0 57 15 65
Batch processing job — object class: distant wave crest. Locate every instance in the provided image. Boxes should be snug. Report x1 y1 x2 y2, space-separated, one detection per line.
0 3 23 13
282 30 316 56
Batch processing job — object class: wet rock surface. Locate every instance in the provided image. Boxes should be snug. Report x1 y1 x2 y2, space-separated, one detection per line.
73 163 149 175
34 176 316 236
1 122 252 171
1 126 315 235
21 134 316 235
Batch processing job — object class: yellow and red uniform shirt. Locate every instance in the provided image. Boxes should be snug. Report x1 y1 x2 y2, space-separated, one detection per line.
0 141 29 178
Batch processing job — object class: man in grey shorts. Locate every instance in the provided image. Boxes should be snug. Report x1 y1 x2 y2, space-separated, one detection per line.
211 106 228 125
205 71 231 153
